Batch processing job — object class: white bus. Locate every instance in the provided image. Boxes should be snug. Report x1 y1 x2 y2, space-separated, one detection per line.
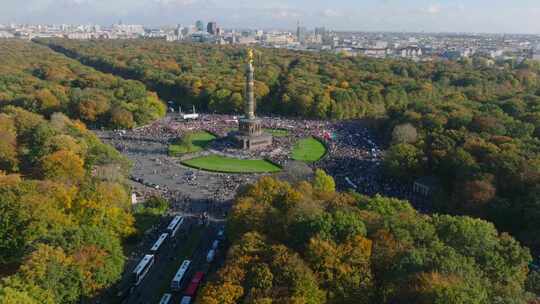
150 233 169 254
132 254 155 286
171 260 191 291
158 293 172 304
180 296 192 304
167 215 184 238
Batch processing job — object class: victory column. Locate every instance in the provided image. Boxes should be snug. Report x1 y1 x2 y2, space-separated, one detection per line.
233 49 273 150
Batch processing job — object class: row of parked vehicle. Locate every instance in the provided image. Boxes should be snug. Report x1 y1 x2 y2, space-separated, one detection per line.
159 230 224 304
132 215 185 288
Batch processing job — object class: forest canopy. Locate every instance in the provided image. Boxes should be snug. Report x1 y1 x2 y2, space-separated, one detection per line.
0 107 134 303
198 174 536 304
0 40 165 129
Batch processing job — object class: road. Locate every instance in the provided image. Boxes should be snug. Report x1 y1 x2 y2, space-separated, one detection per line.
112 215 222 304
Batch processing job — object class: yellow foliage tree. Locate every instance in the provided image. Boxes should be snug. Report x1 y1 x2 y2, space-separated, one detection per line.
40 150 85 184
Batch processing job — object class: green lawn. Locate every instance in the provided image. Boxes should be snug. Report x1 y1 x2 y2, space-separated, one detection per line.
168 131 217 156
182 155 281 173
291 137 327 162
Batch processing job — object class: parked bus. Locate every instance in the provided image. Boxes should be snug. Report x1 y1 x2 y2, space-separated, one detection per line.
184 271 205 297
132 254 155 286
180 296 192 304
150 233 169 254
171 260 191 291
158 293 172 304
167 215 184 238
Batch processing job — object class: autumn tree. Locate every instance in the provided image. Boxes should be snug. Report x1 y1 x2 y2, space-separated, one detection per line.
40 150 85 184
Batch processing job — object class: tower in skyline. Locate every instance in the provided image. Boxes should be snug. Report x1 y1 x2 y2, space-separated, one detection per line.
296 21 306 44
207 21 217 35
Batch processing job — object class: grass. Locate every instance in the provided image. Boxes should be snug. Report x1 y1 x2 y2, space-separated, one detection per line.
291 137 327 162
182 155 281 173
169 131 217 156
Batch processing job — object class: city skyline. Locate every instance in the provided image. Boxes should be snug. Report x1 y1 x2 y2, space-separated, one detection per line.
2 0 540 34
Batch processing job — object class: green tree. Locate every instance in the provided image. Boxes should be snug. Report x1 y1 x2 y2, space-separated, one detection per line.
384 143 424 179
313 169 336 194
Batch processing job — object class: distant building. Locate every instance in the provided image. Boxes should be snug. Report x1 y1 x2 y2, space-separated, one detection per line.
533 46 540 61
314 27 326 37
354 47 391 58
182 26 196 37
195 20 205 32
296 23 307 44
207 22 218 35
0 31 14 38
398 46 423 58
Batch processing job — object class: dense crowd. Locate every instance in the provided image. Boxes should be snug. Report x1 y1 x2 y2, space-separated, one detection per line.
99 113 429 215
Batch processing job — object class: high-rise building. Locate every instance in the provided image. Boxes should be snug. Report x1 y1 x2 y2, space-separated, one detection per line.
207 22 218 35
296 22 307 44
195 20 205 32
315 27 326 37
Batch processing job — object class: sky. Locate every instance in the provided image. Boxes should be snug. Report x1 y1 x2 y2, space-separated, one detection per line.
1 0 540 34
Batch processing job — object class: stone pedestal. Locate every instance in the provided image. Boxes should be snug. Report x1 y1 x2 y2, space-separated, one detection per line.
234 118 272 150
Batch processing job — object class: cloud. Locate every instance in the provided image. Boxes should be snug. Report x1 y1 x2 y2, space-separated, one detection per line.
153 0 198 5
321 9 343 18
425 4 441 14
270 8 301 19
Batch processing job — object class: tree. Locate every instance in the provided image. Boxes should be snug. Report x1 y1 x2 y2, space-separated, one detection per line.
0 277 55 304
18 244 82 303
110 107 134 129
40 150 85 184
384 143 424 179
0 114 19 172
526 270 540 296
306 235 373 304
197 282 244 304
35 89 60 114
0 187 30 263
313 169 336 194
459 179 496 210
391 123 418 144
76 94 110 122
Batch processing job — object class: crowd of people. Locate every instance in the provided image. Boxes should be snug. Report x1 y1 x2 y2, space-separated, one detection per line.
98 113 429 220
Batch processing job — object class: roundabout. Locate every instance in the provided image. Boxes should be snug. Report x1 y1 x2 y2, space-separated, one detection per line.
167 50 327 174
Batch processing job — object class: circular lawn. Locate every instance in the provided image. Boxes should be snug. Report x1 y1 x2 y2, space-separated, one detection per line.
182 155 281 174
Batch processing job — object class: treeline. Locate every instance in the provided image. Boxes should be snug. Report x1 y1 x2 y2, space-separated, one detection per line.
0 40 165 129
0 106 134 302
38 39 540 252
198 172 538 304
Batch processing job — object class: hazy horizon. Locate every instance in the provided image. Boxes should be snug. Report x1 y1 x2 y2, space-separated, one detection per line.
1 0 540 34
